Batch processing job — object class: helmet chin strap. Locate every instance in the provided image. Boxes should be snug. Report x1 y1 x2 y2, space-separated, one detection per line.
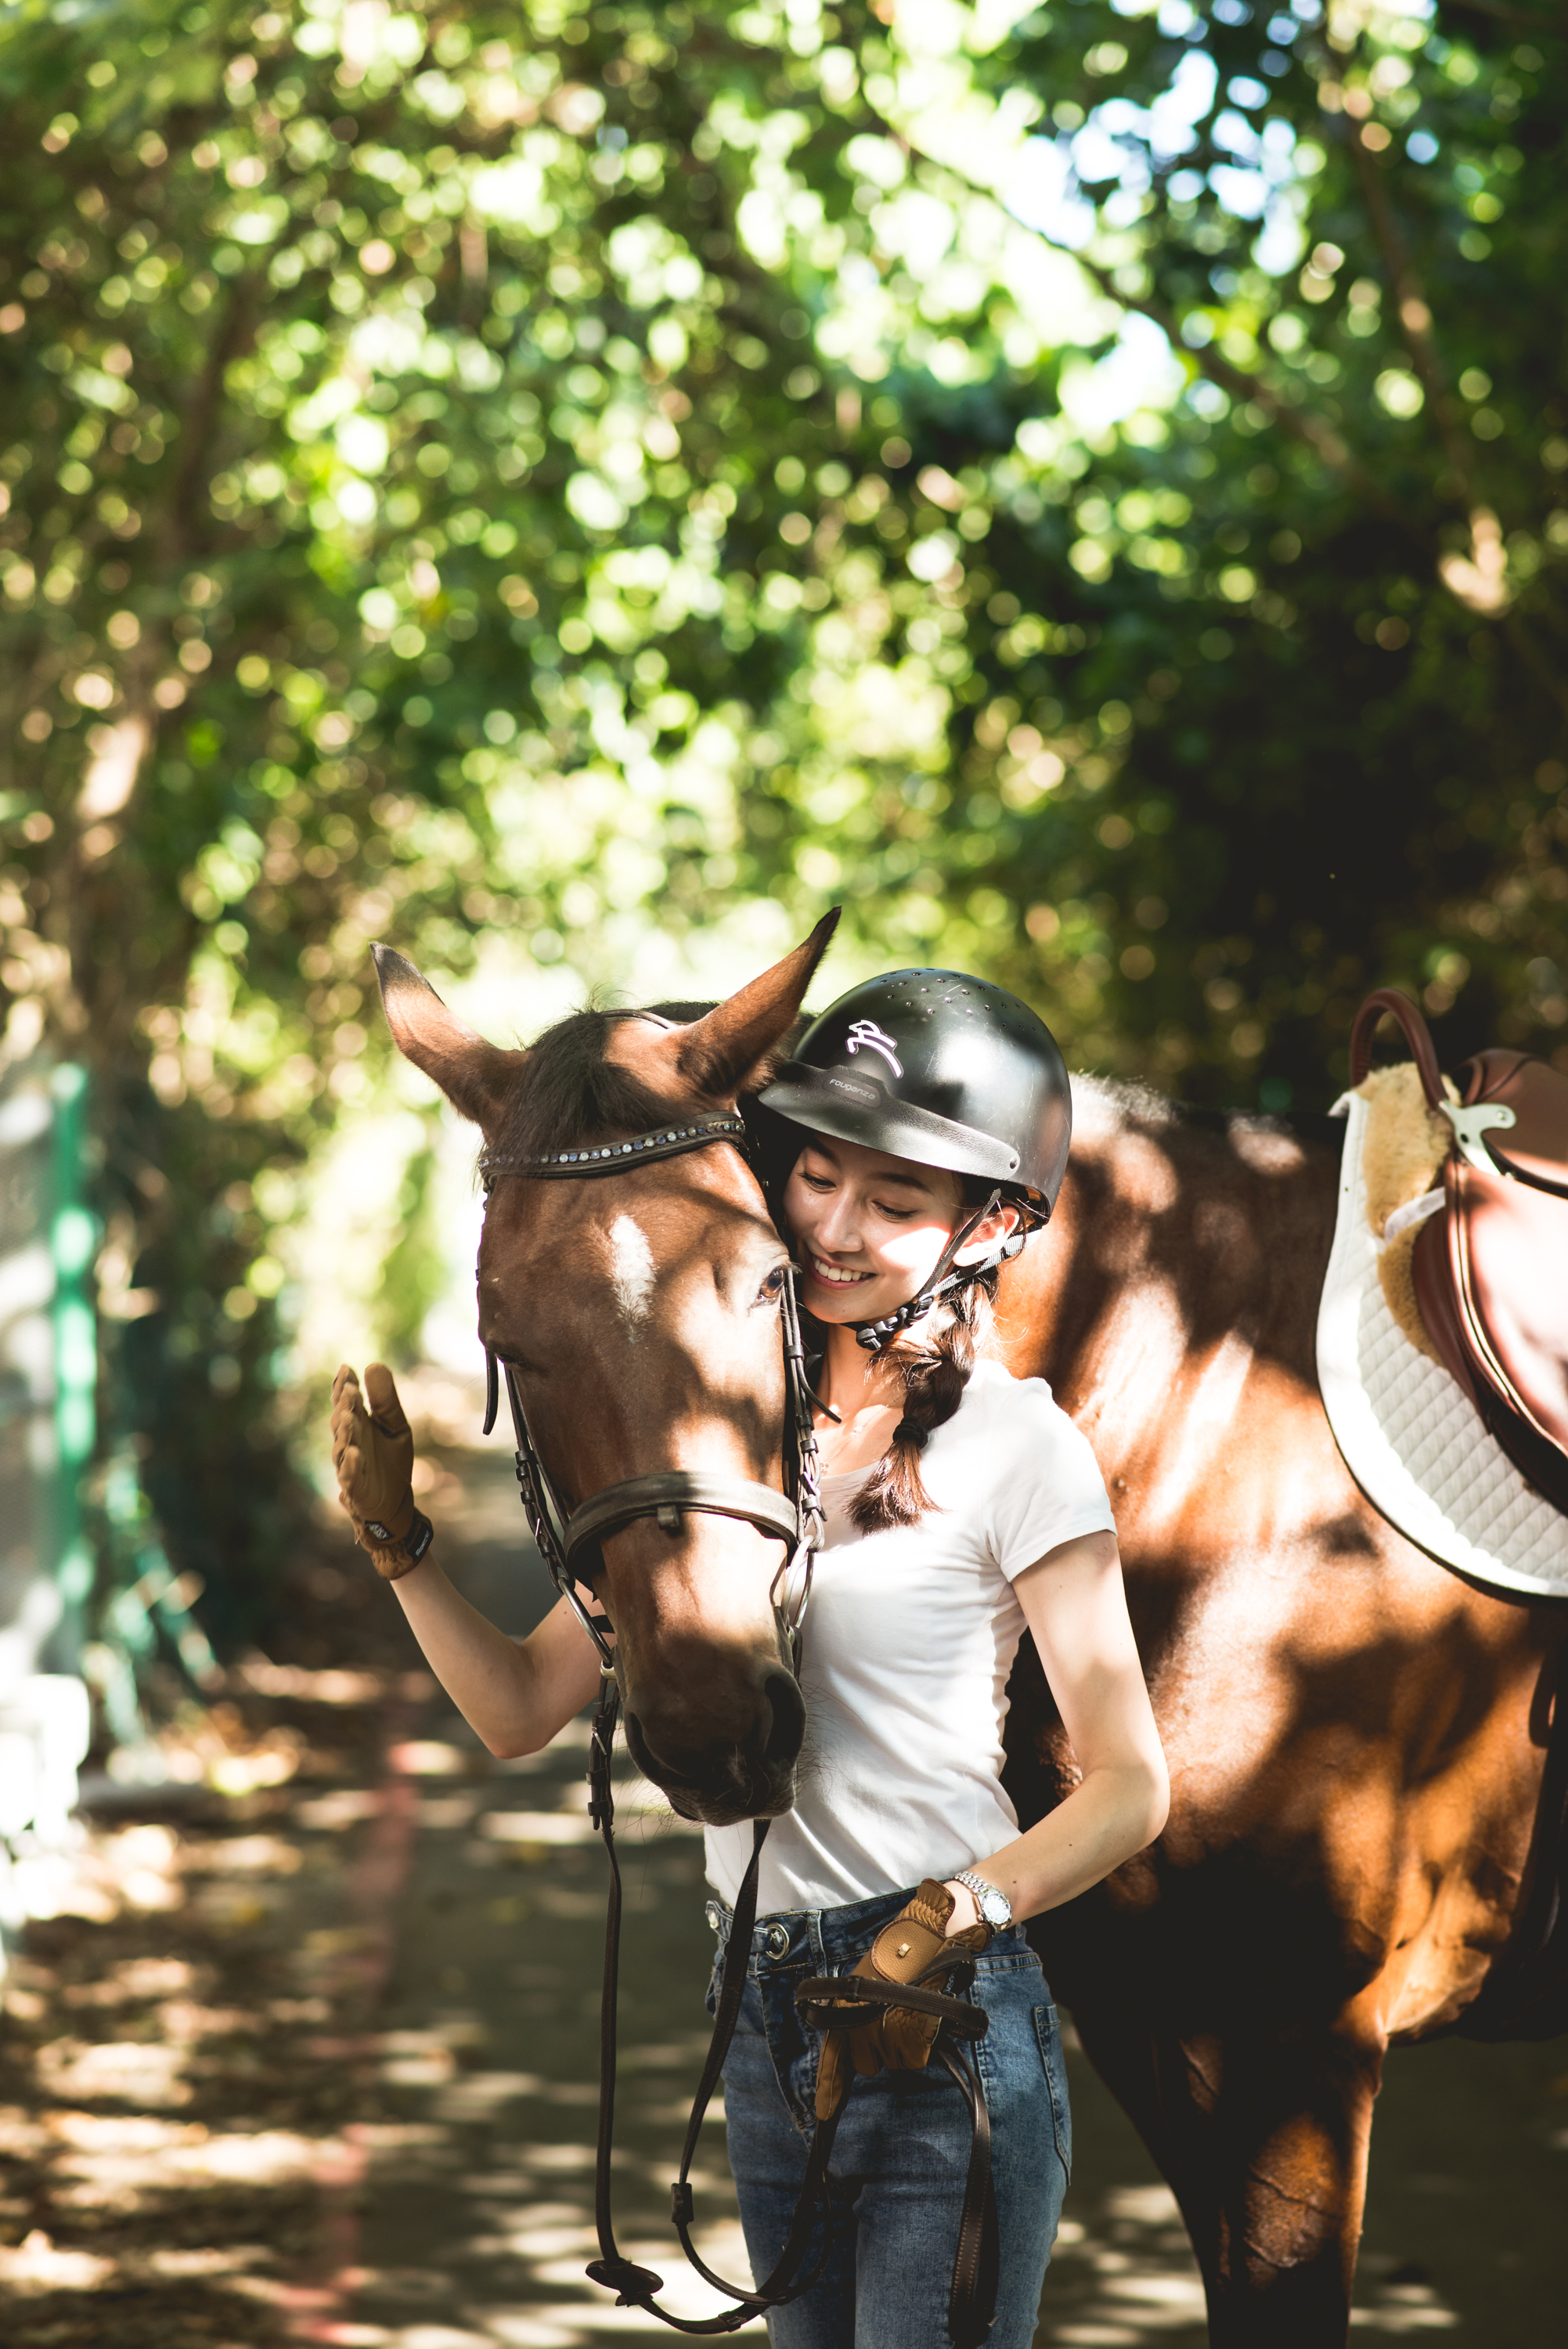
845 1188 1018 1355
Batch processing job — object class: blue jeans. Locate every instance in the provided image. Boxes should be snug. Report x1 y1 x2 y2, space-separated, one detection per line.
707 1885 1071 2349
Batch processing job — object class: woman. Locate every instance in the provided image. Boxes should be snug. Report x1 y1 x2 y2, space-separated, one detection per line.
332 965 1168 2349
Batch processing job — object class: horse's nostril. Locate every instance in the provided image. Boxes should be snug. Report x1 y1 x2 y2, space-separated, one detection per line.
761 1669 806 1772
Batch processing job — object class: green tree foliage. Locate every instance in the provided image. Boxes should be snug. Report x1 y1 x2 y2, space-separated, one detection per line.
0 0 1562 1665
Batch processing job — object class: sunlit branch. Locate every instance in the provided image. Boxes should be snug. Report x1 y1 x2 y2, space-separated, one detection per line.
1036 229 1410 527
1329 62 1561 698
1345 127 1472 496
1339 114 1519 631
165 278 261 571
863 99 1412 529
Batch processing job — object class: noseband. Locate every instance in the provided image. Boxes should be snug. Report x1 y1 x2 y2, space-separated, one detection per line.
477 1107 824 1675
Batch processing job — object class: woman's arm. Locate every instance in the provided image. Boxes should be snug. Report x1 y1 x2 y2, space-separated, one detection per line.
945 1528 1169 1932
391 1557 605 1757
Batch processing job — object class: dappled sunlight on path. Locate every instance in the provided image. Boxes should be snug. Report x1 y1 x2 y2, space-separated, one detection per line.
0 1651 427 2344
341 1717 767 2345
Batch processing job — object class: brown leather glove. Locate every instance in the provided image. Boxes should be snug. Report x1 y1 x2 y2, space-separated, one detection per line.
330 1362 433 1581
813 1879 989 2120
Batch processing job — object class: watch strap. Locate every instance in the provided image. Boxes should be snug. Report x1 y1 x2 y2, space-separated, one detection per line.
951 1869 1011 1928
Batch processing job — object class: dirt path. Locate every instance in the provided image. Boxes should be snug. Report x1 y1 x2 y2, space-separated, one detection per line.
3 1435 1567 2344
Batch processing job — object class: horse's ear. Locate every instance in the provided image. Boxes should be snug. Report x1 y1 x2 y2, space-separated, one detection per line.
664 908 841 1099
372 944 524 1129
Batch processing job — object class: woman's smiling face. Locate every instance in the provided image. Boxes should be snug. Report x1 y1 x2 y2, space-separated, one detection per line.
783 1135 1014 1326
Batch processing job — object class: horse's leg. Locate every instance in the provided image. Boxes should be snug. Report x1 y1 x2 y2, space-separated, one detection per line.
1070 1995 1385 2349
1199 2014 1385 2348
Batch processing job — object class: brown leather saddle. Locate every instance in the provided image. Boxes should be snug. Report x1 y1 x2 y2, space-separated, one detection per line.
1350 987 1568 1518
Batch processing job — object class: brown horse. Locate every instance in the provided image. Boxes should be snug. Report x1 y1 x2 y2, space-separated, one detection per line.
374 926 1566 2347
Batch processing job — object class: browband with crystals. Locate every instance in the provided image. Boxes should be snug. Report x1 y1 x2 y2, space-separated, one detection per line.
478 1110 748 1187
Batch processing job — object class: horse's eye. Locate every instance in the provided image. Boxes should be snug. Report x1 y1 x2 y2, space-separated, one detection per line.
758 1265 788 1304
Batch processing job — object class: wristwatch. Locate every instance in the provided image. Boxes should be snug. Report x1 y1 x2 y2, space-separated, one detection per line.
950 1870 1012 1930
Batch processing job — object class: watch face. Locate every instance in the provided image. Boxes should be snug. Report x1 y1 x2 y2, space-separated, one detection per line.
978 1885 1011 1928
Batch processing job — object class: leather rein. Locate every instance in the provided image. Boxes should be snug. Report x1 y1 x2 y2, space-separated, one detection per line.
478 1109 998 2343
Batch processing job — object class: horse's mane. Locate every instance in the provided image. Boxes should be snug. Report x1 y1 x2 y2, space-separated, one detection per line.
490 1001 721 1163
1072 1073 1181 1131
1071 1073 1340 1158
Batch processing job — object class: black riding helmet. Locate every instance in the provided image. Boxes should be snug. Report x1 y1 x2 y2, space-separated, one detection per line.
757 969 1072 1349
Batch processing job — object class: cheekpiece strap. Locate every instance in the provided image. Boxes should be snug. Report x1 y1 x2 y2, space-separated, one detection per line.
849 1189 1001 1355
479 1112 748 1188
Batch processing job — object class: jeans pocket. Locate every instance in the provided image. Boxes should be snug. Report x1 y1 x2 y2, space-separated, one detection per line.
1033 2003 1072 2181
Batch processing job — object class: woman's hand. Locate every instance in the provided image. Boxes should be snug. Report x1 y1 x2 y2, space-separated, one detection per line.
330 1362 429 1579
940 1879 982 1936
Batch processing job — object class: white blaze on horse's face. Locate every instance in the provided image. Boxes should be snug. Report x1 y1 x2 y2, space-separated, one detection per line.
607 1212 656 1340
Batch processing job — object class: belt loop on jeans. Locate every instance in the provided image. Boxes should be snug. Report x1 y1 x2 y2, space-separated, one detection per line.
705 1896 732 1964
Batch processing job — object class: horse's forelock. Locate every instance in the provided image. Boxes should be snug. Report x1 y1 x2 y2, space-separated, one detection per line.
488 1009 664 1162
488 999 726 1164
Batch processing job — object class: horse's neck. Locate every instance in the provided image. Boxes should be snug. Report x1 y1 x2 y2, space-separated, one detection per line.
992 1095 1341 1479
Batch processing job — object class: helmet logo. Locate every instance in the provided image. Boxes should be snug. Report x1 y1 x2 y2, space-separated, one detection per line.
845 1019 903 1077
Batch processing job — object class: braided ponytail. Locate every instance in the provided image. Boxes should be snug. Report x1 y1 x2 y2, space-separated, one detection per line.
847 1270 997 1535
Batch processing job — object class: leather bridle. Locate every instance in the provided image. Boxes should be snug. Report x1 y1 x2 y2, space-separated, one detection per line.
476 1104 997 2344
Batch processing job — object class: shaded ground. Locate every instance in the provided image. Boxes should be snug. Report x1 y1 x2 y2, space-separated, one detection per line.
2 1423 1567 2344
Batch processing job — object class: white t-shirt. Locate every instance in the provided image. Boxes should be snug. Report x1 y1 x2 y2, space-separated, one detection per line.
704 1358 1117 1916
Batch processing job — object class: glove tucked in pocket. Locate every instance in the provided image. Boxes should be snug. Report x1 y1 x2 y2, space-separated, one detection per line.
813 1879 989 2120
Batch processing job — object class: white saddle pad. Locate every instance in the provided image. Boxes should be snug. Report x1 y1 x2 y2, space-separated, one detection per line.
1316 1090 1568 1598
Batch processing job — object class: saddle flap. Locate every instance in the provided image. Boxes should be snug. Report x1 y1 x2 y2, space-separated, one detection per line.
1447 1156 1568 1456
1460 1049 1568 1196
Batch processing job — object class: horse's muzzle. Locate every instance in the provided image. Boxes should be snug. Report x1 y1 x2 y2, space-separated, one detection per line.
625 1664 805 1828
